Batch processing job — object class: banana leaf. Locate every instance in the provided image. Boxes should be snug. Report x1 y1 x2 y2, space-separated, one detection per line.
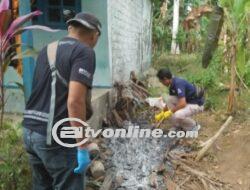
202 6 224 68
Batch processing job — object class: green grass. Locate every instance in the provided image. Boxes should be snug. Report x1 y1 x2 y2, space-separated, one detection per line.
148 86 168 97
0 123 31 190
153 53 199 74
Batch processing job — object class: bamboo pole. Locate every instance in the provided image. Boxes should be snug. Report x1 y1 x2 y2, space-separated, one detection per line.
195 116 233 161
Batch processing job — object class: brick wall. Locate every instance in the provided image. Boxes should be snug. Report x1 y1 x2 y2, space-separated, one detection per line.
108 0 152 82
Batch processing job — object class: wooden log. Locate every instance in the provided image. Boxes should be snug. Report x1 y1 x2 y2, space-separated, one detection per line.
121 86 134 99
90 160 105 179
130 71 146 88
131 89 146 103
195 116 233 161
112 110 123 127
130 85 146 98
100 173 114 190
129 81 147 95
130 81 149 96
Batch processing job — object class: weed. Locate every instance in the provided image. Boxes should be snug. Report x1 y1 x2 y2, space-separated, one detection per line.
0 123 31 190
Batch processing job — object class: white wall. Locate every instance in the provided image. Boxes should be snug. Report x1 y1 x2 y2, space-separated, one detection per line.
108 0 152 82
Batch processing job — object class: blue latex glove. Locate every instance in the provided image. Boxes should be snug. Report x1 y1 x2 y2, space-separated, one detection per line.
74 149 91 174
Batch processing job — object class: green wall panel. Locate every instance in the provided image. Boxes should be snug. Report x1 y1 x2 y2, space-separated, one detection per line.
81 0 112 87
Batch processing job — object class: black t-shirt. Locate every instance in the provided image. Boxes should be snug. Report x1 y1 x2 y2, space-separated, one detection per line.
23 37 96 135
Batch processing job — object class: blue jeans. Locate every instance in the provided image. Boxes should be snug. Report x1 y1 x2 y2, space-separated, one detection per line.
23 128 84 190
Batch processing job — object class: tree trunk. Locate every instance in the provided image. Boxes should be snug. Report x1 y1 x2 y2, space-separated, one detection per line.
171 0 180 54
227 37 237 113
160 0 168 19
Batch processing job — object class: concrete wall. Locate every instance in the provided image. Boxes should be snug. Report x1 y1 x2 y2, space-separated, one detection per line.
108 0 152 82
141 0 153 71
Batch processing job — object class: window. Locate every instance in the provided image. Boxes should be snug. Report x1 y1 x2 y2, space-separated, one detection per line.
31 0 81 29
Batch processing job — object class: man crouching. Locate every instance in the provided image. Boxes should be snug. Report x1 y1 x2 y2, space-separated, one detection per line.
155 68 205 132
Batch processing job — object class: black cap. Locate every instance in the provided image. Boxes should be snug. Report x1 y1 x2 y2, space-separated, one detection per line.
67 12 102 35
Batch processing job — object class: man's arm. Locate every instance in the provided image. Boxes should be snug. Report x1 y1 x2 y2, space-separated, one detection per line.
67 81 88 148
68 45 96 149
171 97 187 113
162 97 187 112
171 83 187 113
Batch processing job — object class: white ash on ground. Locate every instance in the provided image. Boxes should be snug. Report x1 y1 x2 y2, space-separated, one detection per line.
101 122 176 190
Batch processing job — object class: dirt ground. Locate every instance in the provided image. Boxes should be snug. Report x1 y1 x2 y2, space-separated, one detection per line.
196 111 250 190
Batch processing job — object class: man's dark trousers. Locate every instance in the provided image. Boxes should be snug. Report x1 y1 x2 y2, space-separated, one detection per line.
23 128 84 190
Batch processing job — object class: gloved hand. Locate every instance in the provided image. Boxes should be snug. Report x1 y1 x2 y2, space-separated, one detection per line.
155 111 165 122
74 149 91 174
163 110 173 120
155 110 173 122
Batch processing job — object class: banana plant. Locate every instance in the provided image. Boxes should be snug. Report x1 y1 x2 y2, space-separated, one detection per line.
218 0 250 113
0 0 59 127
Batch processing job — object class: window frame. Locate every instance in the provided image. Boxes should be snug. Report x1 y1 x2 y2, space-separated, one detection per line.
32 0 81 29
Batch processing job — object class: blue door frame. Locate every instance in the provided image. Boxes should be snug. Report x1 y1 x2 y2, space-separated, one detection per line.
19 0 35 102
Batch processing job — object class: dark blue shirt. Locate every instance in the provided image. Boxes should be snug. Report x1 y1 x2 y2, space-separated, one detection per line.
169 77 204 106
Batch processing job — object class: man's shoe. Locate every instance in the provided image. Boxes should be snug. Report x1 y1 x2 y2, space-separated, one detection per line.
191 123 201 132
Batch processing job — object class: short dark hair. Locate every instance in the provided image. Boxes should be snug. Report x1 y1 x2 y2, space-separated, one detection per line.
157 68 172 80
67 12 102 35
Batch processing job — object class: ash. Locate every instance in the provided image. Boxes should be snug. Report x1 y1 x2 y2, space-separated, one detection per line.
105 122 174 190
